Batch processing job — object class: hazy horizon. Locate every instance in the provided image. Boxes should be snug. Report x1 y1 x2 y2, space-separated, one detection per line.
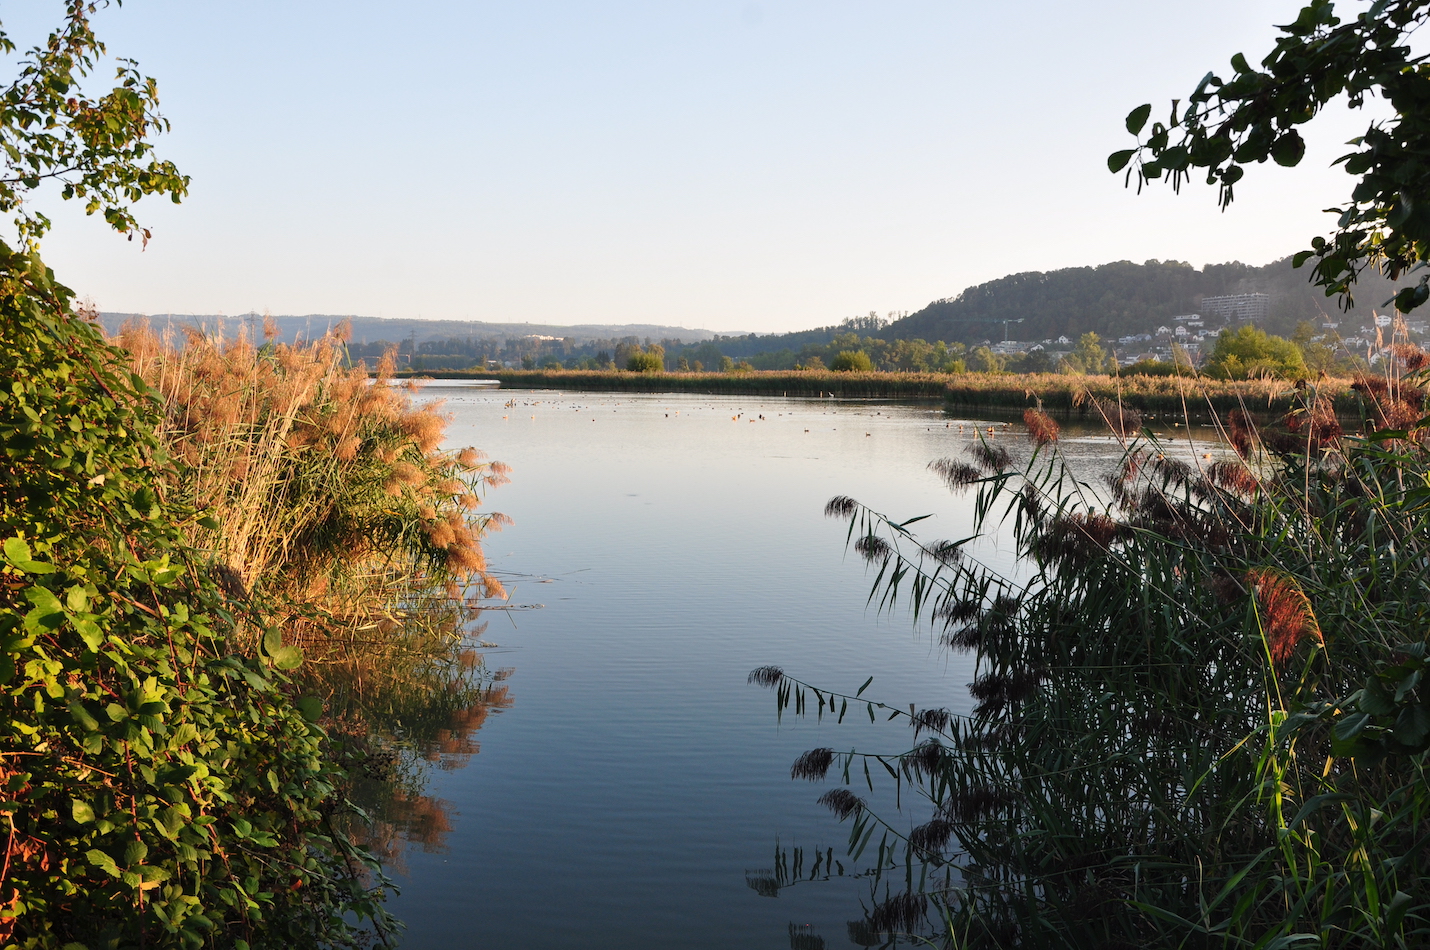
6 0 1390 333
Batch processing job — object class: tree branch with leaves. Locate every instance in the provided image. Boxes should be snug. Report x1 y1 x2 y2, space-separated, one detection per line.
0 0 187 247
1111 0 1430 312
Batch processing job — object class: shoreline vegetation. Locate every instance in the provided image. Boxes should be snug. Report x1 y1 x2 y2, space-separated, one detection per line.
114 316 517 882
758 340 1430 946
402 367 1359 417
3 269 512 946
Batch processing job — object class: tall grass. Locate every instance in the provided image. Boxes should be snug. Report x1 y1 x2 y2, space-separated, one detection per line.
442 368 958 398
116 317 510 612
753 337 1430 947
422 367 1356 417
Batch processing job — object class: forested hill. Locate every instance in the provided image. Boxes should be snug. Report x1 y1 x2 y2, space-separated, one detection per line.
890 257 1406 344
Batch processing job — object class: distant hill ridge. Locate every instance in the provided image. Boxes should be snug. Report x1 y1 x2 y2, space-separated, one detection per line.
97 313 728 345
888 256 1408 345
98 256 1404 359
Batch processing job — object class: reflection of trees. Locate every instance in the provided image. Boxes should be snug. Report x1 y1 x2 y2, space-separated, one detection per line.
296 598 514 871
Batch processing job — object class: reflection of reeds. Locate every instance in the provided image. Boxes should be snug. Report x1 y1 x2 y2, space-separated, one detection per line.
327 609 516 871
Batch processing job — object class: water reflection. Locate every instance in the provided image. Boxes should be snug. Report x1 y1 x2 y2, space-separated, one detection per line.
383 388 1228 948
752 839 954 949
297 602 515 870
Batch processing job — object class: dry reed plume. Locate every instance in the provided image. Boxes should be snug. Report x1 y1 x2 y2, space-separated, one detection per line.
114 316 510 629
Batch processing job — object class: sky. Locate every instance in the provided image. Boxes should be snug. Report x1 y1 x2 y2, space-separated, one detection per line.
6 0 1392 333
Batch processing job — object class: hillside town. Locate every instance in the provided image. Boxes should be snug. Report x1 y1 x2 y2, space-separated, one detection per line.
984 293 1429 368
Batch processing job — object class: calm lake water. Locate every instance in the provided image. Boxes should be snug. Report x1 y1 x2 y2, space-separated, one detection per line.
388 384 1214 949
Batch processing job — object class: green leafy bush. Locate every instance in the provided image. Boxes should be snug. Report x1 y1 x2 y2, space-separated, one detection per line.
626 351 664 373
1203 325 1308 380
0 249 392 948
830 350 874 372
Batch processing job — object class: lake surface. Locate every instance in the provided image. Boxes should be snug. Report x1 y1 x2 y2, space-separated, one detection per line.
389 385 1215 949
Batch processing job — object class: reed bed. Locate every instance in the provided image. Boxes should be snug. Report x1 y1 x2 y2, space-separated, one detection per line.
116 317 510 613
419 367 1356 416
429 368 955 398
944 370 1356 417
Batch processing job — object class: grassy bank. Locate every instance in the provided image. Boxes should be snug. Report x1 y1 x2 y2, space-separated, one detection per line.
944 371 1357 417
407 368 1358 416
414 368 954 398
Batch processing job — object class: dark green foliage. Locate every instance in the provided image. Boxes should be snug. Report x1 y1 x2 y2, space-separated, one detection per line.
0 249 392 947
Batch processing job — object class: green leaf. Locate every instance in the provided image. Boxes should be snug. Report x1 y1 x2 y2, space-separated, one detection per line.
856 676 874 698
1108 149 1135 173
1360 678 1396 716
1394 704 1430 748
294 695 323 722
2 537 30 565
268 644 303 670
86 848 120 878
1271 129 1306 167
23 586 63 618
23 586 65 631
68 699 99 731
71 799 95 824
262 627 283 656
73 617 102 652
1125 104 1152 135
1334 712 1371 742
1386 889 1414 934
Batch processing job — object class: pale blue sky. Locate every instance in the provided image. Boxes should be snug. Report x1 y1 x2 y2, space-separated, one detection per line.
10 1 1387 332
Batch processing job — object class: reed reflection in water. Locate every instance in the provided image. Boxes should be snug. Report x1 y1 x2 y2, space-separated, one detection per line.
298 599 516 872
